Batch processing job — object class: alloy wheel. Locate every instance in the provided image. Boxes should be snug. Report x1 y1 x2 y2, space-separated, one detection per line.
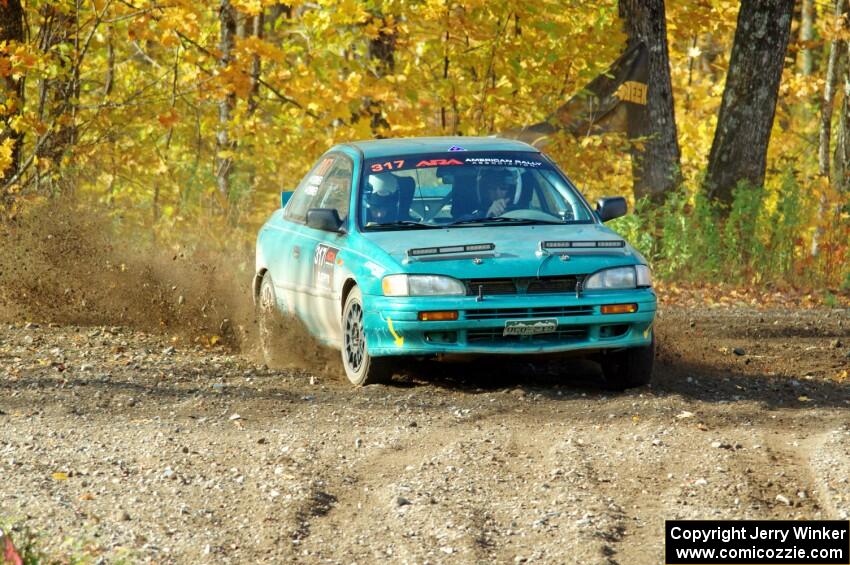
344 301 365 372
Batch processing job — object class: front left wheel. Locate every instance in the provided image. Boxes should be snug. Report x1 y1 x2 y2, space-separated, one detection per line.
598 335 655 390
341 286 394 386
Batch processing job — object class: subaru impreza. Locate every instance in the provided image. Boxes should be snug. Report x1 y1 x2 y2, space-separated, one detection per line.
254 137 656 387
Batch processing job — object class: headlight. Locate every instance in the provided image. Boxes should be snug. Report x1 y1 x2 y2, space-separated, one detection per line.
635 264 652 287
583 266 652 290
382 274 466 296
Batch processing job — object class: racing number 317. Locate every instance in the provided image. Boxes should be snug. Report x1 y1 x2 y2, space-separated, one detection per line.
370 160 404 172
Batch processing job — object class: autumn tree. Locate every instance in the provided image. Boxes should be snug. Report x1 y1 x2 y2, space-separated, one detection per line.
618 0 681 203
704 0 795 206
0 0 24 208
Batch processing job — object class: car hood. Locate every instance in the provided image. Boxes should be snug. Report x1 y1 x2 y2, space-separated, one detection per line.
359 223 645 279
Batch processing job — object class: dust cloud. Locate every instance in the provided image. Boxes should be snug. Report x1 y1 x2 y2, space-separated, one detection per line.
0 201 339 374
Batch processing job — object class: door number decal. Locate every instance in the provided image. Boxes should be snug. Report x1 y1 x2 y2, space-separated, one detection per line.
314 244 339 291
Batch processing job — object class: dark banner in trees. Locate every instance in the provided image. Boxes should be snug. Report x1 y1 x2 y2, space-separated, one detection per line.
499 43 649 147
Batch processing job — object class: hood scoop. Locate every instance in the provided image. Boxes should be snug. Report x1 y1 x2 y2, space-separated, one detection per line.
404 243 496 263
537 239 628 257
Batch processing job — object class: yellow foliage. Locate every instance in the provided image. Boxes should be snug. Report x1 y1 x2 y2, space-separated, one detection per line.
0 0 841 288
0 138 15 179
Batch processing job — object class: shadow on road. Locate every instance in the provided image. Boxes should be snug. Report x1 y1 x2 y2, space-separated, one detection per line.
388 352 849 411
2 345 845 415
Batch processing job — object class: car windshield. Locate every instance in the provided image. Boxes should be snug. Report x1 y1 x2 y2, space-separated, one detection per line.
358 151 595 230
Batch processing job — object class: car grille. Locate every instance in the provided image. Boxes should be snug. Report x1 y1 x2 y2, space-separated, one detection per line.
463 278 517 295
465 306 594 320
466 326 588 344
464 276 581 296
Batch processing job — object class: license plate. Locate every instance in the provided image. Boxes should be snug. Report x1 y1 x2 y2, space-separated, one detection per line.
503 318 558 336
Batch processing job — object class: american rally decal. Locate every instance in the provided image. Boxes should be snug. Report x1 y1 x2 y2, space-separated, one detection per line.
363 152 551 173
314 244 338 291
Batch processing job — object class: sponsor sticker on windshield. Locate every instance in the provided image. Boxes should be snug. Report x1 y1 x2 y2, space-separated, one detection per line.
415 158 463 167
464 157 544 167
363 152 552 174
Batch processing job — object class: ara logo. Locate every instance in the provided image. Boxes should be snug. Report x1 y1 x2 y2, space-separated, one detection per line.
448 145 466 152
416 158 463 167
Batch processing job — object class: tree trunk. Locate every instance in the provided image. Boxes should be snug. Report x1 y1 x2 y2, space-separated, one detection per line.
833 64 850 193
801 0 815 75
818 0 847 178
104 25 115 97
704 0 794 206
0 0 24 210
618 0 682 204
36 3 78 193
216 0 237 210
247 12 263 115
831 45 850 194
366 15 396 135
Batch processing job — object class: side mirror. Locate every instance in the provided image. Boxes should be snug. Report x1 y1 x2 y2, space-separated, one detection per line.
306 208 343 232
280 191 294 208
596 197 628 222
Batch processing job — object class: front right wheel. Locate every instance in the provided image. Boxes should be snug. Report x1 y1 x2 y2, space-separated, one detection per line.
341 286 393 386
257 271 287 367
598 335 655 390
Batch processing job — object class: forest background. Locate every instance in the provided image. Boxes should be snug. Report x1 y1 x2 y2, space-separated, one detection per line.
0 0 849 311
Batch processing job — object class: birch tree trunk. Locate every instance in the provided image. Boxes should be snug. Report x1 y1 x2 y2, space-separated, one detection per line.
812 0 848 256
801 0 815 76
618 0 682 204
704 0 794 206
818 0 847 179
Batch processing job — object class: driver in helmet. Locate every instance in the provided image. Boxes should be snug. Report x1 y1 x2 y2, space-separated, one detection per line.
366 173 399 224
479 168 516 217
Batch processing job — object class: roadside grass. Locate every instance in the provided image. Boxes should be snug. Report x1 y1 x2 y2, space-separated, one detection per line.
610 171 850 295
1 520 135 565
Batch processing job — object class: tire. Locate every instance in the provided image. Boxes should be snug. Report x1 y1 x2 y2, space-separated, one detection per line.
341 286 393 386
257 272 286 367
598 335 655 390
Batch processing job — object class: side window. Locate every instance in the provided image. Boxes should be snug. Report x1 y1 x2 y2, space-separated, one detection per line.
312 157 353 220
284 156 337 223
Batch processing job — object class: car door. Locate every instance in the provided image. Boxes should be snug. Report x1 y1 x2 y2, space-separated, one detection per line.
293 154 355 345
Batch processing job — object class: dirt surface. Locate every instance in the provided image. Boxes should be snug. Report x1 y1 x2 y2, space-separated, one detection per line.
1 306 849 564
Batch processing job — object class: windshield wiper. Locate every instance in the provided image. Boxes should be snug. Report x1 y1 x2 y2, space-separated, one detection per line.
447 216 536 227
367 220 440 230
528 218 569 224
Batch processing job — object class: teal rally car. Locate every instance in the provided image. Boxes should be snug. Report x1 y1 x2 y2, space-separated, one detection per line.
254 137 656 387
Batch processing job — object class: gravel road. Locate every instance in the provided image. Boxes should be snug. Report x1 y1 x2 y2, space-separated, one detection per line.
1 306 848 564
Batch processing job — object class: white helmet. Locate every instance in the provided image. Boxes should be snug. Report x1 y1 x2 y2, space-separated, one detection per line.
369 173 398 196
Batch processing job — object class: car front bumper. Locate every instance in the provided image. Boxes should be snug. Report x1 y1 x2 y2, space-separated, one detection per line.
362 289 656 357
